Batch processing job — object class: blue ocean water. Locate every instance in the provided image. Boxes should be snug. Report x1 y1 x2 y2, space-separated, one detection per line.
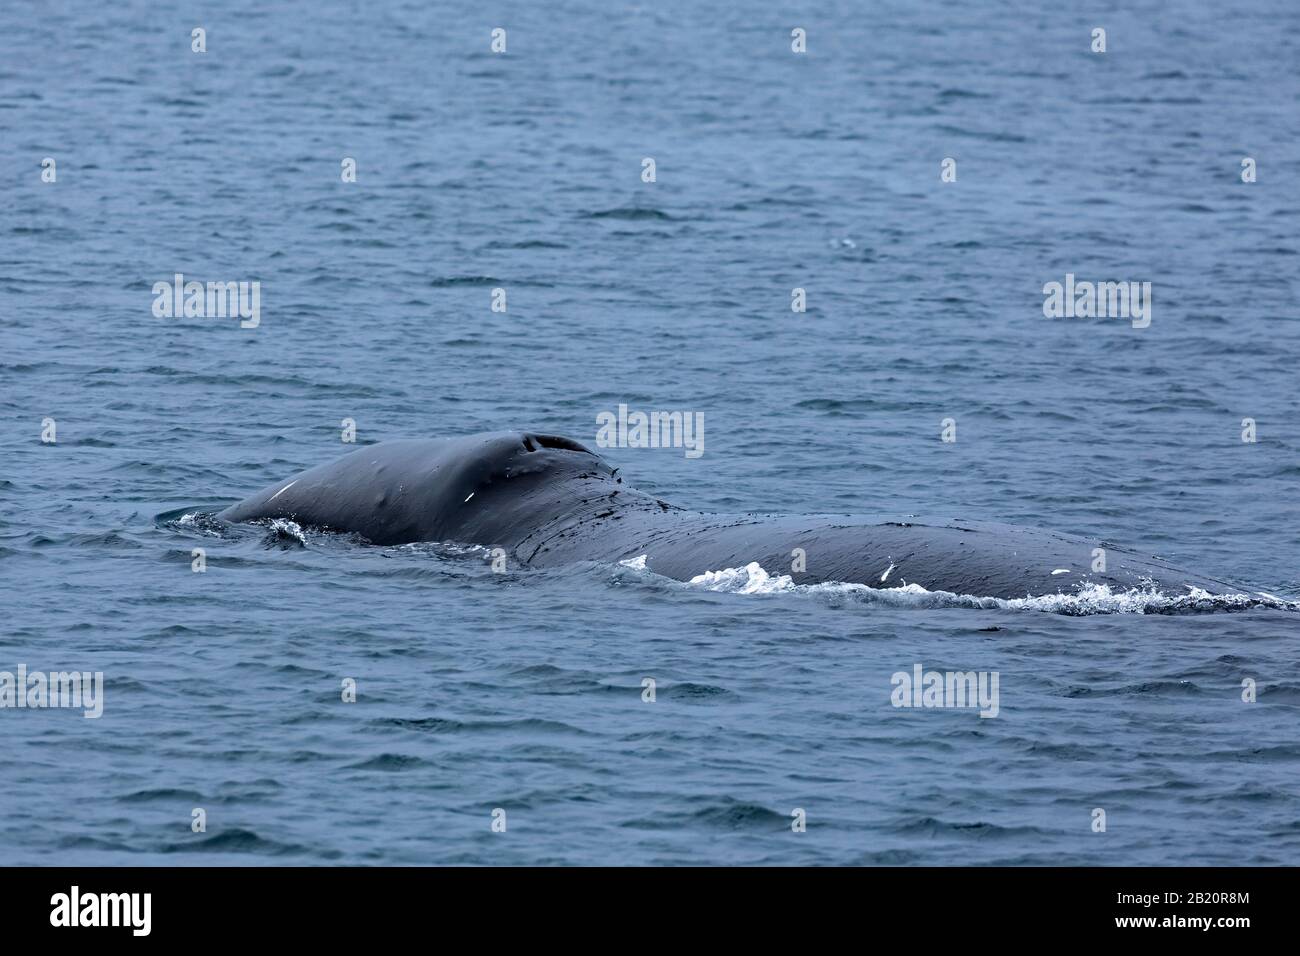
2 0 1299 865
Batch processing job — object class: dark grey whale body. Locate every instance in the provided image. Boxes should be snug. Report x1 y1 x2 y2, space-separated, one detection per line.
218 431 1241 599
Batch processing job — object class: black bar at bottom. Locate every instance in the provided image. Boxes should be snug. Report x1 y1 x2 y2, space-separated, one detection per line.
0 866 1276 940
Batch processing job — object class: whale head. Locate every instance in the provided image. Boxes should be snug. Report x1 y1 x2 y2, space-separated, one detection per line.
218 431 617 546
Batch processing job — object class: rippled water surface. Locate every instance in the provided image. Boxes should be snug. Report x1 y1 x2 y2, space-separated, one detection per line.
2 0 1299 865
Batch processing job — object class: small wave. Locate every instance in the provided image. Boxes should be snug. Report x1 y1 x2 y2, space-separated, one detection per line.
162 827 306 856
623 798 789 832
117 787 205 804
684 562 1294 616
585 206 675 221
660 681 731 701
497 239 568 249
348 753 429 771
427 275 500 287
156 508 230 536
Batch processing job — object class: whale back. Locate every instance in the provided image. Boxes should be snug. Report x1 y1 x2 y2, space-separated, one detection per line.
217 430 1247 600
218 432 620 546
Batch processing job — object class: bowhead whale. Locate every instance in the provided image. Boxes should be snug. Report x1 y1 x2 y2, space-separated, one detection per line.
215 431 1246 600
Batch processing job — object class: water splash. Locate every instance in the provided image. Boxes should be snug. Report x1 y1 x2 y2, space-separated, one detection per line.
264 518 308 547
685 562 1294 616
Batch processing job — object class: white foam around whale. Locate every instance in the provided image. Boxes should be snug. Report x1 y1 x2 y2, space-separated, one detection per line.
685 561 1292 615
